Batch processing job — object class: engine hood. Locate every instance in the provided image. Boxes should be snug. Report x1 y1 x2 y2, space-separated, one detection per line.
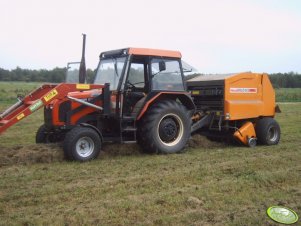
67 89 103 99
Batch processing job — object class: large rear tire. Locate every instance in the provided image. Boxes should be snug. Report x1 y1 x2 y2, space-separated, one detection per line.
255 117 280 145
63 127 101 161
138 100 190 154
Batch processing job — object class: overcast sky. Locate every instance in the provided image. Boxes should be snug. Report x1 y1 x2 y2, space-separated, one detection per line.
1 0 301 73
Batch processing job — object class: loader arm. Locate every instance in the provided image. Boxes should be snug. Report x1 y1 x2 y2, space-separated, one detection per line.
0 83 104 134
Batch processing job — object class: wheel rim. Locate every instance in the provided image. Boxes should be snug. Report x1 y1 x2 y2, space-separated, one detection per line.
157 113 184 147
75 137 94 158
267 126 278 142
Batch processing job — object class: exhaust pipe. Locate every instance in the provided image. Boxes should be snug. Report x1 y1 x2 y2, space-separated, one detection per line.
79 34 86 84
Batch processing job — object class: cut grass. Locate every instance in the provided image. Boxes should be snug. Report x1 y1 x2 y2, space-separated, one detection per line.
0 100 300 225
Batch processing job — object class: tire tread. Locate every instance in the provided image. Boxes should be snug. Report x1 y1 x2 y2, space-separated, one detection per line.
138 100 190 154
63 126 101 161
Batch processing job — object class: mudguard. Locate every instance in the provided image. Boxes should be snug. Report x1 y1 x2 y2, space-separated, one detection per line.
137 92 195 120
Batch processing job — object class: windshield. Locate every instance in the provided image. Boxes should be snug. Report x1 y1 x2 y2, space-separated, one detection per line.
94 57 126 90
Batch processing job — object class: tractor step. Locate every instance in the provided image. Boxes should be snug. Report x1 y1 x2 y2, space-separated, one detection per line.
120 116 137 143
122 116 135 120
122 127 137 132
122 141 137 144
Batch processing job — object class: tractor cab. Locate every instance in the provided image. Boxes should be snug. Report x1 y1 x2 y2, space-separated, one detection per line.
93 48 187 118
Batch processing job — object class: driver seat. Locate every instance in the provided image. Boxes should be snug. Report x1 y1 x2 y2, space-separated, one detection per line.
131 96 147 118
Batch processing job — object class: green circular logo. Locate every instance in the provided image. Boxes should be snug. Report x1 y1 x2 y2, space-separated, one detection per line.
267 206 299 224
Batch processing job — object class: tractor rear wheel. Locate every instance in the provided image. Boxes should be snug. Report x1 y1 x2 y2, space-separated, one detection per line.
139 100 190 154
255 117 280 145
63 126 101 161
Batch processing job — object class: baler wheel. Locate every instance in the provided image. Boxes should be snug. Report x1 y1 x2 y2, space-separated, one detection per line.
138 100 190 154
63 126 101 161
255 117 280 145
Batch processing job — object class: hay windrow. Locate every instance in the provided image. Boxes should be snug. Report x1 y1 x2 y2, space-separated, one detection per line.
0 143 143 166
0 134 223 166
188 134 226 149
0 144 63 167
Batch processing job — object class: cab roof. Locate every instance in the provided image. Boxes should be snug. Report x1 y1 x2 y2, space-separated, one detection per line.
128 48 182 58
100 47 182 59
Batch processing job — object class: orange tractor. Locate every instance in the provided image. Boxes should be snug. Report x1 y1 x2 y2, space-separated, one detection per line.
0 36 280 161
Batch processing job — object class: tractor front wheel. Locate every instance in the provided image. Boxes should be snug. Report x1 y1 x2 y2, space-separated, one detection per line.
139 100 190 154
36 124 59 143
255 117 280 145
63 126 101 161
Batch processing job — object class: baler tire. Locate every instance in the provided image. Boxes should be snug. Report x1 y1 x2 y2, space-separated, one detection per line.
138 100 190 154
255 117 280 145
63 126 101 161
36 124 57 143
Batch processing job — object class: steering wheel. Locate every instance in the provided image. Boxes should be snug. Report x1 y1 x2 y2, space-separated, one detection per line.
126 81 136 89
126 81 145 90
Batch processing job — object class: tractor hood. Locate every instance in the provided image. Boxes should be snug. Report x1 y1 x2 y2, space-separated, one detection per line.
67 89 103 99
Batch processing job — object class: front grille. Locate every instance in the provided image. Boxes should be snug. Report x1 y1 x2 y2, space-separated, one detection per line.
59 101 71 122
44 107 53 128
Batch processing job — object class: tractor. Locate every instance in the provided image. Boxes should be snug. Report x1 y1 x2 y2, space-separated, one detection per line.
0 36 281 161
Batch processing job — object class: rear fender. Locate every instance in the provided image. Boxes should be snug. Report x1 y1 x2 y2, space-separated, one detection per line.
137 92 195 120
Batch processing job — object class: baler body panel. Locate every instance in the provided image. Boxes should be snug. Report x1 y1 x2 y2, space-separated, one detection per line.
187 72 276 120
224 72 275 120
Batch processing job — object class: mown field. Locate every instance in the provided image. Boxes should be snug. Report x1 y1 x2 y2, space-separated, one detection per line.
0 82 300 225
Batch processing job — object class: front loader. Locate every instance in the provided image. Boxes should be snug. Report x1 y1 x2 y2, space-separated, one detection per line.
0 37 281 162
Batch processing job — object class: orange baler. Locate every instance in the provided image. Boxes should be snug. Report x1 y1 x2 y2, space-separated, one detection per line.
187 72 280 146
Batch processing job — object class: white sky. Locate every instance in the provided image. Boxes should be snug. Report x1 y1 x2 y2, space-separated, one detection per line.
1 0 301 73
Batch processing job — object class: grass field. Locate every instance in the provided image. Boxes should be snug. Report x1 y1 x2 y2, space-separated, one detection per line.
0 82 42 104
0 82 300 225
275 88 301 102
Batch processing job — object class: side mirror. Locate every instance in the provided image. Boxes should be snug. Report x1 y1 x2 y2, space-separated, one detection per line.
159 61 166 72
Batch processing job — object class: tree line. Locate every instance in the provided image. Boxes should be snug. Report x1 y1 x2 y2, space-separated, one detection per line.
0 67 301 88
268 72 301 88
0 67 95 84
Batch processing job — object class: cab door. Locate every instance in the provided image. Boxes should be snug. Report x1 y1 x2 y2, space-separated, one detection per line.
122 56 150 116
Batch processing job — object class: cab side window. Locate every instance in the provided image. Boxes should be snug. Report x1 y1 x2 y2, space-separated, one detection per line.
151 58 184 91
